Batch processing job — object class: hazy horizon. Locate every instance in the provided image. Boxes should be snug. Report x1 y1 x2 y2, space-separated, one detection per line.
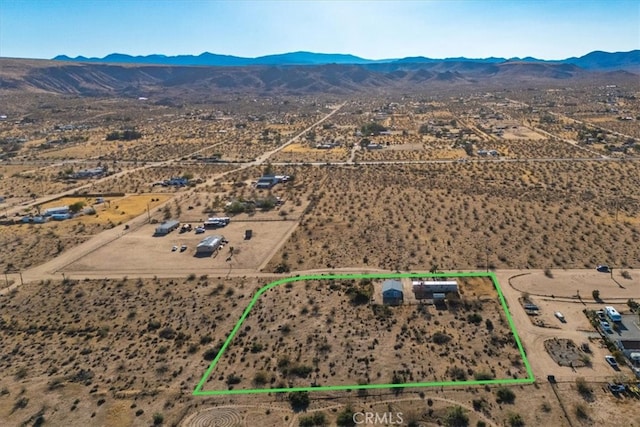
1 0 638 61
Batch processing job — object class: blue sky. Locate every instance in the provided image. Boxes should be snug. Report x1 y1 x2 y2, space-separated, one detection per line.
0 0 638 60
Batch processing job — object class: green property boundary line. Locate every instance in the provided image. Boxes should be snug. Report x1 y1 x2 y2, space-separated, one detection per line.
193 271 535 396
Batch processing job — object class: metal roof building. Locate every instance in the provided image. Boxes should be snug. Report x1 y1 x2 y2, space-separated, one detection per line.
382 279 404 305
196 235 225 254
155 219 180 235
412 280 458 300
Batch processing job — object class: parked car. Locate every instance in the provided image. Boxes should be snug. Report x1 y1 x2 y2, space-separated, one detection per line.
195 227 205 234
171 245 178 252
608 383 625 393
180 244 187 252
554 312 566 322
597 265 610 273
600 320 612 333
605 355 618 368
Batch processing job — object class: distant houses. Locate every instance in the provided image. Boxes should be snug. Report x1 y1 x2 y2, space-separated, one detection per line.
71 166 105 179
255 174 290 189
153 177 190 187
477 149 499 157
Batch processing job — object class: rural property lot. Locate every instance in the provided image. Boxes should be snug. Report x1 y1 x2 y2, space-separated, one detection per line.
197 274 530 394
62 219 299 275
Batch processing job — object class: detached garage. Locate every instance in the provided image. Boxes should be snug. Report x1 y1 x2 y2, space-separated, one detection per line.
382 279 404 305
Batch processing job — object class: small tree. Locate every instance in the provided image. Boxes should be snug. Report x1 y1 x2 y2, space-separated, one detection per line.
575 377 593 399
336 405 356 427
507 413 525 427
444 406 469 427
592 289 600 301
288 391 310 411
68 201 85 214
152 413 164 425
496 386 516 404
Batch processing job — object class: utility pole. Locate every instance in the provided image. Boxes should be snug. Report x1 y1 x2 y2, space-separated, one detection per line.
147 203 151 223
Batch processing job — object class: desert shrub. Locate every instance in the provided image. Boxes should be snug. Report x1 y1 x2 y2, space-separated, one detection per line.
275 262 291 273
507 413 525 427
14 367 28 380
13 396 29 411
621 270 632 280
575 403 589 421
444 405 469 427
575 377 592 399
203 342 223 361
288 391 310 411
372 305 392 319
290 365 313 378
158 327 176 339
485 319 494 330
433 332 452 345
336 405 356 427
250 342 263 353
474 372 494 381
346 283 372 305
467 313 483 324
496 386 516 404
253 371 268 386
299 412 327 427
147 320 161 331
592 289 600 300
226 374 241 385
152 412 164 425
47 377 65 390
449 366 467 381
544 268 553 278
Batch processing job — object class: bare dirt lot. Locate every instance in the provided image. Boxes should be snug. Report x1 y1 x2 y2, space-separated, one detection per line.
62 219 299 275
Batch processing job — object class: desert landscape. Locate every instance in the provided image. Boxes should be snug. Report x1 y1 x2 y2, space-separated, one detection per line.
1 43 639 427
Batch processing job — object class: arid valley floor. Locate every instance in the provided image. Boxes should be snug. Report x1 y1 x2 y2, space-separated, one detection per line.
1 59 640 426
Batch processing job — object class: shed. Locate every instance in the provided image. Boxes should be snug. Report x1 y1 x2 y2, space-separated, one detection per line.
155 219 180 235
382 279 403 305
196 235 225 255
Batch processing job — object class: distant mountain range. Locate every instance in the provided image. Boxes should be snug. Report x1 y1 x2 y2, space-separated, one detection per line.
0 50 637 98
53 50 640 72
